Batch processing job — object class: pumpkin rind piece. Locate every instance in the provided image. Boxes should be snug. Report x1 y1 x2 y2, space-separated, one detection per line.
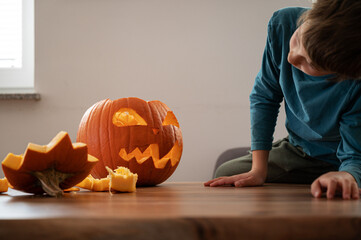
1 131 98 197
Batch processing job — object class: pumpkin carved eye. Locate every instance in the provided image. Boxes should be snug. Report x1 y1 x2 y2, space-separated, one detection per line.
112 108 147 127
162 111 179 128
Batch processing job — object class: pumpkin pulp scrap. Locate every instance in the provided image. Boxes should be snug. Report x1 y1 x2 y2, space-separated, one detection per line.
76 166 138 193
0 178 8 193
76 174 110 192
2 131 98 197
106 166 138 192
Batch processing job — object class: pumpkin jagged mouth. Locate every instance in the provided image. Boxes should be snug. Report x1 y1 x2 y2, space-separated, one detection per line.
118 141 182 169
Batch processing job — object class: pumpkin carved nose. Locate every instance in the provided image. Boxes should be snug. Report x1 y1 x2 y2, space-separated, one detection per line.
152 128 160 135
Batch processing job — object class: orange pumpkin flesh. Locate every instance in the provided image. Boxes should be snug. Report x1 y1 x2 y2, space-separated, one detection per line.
1 131 98 197
76 175 94 190
76 166 137 193
106 166 137 192
76 174 110 192
77 97 183 186
0 178 8 193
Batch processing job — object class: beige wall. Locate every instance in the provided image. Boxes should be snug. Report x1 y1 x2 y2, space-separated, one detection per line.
0 0 311 181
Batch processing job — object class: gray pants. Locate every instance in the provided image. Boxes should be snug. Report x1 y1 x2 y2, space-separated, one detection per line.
214 138 338 184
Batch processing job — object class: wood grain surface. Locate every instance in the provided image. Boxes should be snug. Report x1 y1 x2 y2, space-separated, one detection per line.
1 182 361 239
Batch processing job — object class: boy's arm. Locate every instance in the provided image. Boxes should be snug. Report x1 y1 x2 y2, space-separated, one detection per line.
204 150 269 187
312 84 361 200
251 150 269 180
249 17 283 153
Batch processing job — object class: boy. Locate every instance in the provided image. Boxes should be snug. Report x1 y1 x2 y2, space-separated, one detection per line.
205 0 361 200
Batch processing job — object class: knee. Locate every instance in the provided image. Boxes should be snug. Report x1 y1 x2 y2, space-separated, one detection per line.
214 163 229 178
214 160 251 178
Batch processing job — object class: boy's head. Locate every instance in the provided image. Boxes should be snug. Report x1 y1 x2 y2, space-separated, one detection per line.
289 0 361 81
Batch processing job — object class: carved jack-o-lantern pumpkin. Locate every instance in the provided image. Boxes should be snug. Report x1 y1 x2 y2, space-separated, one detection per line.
77 97 183 186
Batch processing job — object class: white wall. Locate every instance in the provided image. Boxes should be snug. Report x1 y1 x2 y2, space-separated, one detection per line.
0 0 311 181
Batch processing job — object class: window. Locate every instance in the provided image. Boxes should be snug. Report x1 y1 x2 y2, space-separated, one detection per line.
0 0 34 90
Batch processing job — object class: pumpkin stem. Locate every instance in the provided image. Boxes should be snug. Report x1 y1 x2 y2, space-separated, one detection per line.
33 168 71 197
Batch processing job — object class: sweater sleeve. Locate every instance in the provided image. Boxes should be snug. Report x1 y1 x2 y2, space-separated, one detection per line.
337 84 361 187
249 18 284 151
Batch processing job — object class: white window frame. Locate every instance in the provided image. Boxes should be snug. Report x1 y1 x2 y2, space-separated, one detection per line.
0 0 34 91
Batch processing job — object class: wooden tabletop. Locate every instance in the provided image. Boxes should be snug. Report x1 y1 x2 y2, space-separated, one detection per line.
1 182 361 239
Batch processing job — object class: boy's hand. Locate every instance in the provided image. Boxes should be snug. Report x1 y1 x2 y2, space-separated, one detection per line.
311 171 361 200
204 150 268 188
204 169 266 187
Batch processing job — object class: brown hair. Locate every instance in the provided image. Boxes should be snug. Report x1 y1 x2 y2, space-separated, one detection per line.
299 0 361 81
